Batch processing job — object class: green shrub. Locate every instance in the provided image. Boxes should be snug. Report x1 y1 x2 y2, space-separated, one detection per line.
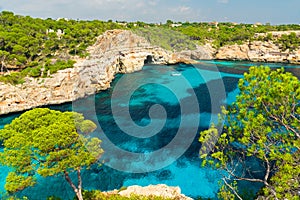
47 196 62 200
43 60 75 76
133 27 197 51
0 60 75 84
0 72 25 84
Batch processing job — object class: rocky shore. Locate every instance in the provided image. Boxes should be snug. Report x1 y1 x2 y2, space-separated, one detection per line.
215 40 300 64
104 184 193 200
0 30 299 115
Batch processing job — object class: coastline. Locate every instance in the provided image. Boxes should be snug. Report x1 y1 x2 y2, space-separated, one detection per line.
0 30 299 116
214 41 300 65
1 59 299 117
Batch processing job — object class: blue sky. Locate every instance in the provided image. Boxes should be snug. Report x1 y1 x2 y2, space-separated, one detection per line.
0 0 299 24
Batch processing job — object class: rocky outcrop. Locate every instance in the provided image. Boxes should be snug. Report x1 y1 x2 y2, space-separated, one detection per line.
215 41 300 64
104 184 193 200
174 44 215 61
0 30 195 115
254 30 300 38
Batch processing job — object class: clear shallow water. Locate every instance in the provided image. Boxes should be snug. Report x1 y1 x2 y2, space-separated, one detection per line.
0 61 299 199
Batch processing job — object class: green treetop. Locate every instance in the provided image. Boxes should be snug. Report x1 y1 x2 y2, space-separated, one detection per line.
199 66 300 199
0 108 104 200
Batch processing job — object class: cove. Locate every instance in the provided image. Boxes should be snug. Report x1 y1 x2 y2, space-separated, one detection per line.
0 61 299 200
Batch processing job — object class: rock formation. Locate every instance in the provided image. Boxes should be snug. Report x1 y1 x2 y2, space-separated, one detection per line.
0 30 195 115
215 41 300 64
104 184 193 200
173 44 215 61
254 30 300 38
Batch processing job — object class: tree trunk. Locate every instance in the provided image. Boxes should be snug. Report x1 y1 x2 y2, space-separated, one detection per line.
64 170 84 200
75 189 83 200
76 169 83 200
1 61 5 73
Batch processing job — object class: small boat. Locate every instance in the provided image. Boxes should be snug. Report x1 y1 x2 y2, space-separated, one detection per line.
171 72 181 76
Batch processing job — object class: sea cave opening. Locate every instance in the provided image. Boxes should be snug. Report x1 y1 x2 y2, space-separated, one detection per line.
144 55 154 64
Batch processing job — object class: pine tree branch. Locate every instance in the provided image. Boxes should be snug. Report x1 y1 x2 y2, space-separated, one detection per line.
222 178 243 200
64 171 78 193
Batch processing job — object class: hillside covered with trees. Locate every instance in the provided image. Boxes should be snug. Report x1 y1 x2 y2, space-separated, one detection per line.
0 11 124 84
0 11 300 84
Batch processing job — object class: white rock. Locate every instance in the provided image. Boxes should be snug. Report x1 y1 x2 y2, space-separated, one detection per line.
118 184 193 200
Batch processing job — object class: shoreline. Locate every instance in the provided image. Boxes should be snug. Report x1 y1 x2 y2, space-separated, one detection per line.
202 59 300 66
0 30 299 116
1 59 300 117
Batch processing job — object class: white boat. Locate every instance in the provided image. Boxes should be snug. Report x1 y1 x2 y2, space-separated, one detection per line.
171 72 181 76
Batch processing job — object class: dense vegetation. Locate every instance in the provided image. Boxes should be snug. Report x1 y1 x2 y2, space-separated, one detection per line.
0 11 123 65
132 27 197 51
0 108 103 200
0 11 123 83
0 59 75 84
173 22 300 48
199 66 300 199
274 32 300 51
0 11 300 84
132 20 300 49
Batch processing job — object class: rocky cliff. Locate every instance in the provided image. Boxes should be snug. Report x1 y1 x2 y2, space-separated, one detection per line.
174 43 216 60
215 41 300 64
0 30 195 115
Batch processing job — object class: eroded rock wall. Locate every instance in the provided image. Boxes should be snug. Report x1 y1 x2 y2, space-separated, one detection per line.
215 41 300 64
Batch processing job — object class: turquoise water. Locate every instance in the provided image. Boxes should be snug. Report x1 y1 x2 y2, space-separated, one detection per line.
0 61 299 199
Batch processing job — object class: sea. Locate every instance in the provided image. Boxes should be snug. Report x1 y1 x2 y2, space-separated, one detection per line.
0 60 299 199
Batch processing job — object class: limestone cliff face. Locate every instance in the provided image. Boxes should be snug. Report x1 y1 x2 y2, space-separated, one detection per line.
173 44 216 61
215 41 300 64
0 30 194 115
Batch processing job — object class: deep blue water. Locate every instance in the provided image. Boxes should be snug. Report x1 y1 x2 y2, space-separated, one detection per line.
0 61 299 199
